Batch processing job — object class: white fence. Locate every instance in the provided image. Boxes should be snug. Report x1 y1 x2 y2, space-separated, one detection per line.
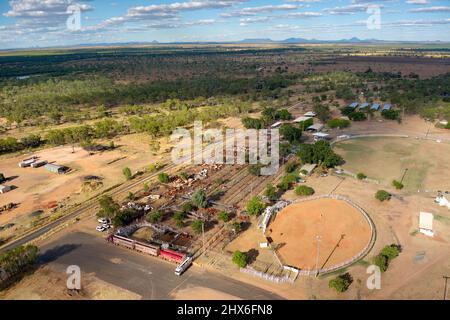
240 266 296 284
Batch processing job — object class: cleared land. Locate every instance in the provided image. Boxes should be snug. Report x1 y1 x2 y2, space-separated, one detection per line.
267 198 372 270
334 137 450 192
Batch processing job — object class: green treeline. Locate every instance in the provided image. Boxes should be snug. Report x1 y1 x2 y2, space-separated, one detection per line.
0 245 39 289
0 75 295 123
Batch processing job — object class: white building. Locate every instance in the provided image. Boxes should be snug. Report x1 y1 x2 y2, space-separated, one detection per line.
435 195 450 210
419 212 434 237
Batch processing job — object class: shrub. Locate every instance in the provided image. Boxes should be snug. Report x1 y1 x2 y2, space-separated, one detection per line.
174 211 187 228
146 210 163 223
328 118 351 129
0 173 5 183
348 112 367 121
373 254 388 272
279 124 302 143
357 172 367 180
381 109 400 120
218 211 230 222
375 190 391 202
392 180 404 190
329 273 353 293
276 109 292 120
232 250 247 268
285 160 299 173
191 189 208 208
122 167 132 180
381 244 401 260
246 196 266 216
248 164 261 176
373 244 401 272
143 183 149 192
277 173 298 191
295 185 315 196
264 183 278 201
158 172 170 183
230 222 242 233
191 219 204 234
181 201 194 213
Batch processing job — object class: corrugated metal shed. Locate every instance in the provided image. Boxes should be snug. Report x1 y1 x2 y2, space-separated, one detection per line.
307 123 324 132
371 103 380 110
44 163 66 174
293 116 312 123
304 111 317 117
349 102 358 108
383 104 392 110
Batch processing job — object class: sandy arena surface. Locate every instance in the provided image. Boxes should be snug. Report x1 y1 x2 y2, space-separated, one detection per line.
268 198 373 270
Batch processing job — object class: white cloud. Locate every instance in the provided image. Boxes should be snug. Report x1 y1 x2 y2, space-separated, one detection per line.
222 4 299 18
405 0 429 4
324 4 384 15
410 6 450 12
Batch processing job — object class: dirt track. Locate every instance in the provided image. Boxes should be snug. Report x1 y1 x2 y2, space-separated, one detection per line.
268 198 372 270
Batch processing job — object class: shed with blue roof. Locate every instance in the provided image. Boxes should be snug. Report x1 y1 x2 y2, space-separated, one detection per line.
349 102 358 109
383 104 392 111
371 103 380 111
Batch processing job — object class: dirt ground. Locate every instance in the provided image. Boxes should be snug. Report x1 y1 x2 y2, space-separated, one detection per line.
267 199 372 270
0 133 171 227
171 286 241 300
334 137 450 193
0 266 141 300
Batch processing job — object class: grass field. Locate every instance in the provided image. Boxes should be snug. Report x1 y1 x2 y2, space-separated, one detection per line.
334 137 450 192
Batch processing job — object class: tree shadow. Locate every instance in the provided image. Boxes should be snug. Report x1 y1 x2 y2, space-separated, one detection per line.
38 244 81 265
246 248 259 265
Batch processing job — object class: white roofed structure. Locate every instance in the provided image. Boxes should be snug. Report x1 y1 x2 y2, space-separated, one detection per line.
306 123 324 132
293 116 311 123
304 111 317 117
419 212 434 237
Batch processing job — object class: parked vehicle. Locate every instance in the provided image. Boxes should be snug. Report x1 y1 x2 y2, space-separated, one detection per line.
98 218 110 224
175 256 193 276
96 226 106 232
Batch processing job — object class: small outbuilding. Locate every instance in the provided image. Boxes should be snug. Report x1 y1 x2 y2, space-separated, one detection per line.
371 103 380 111
0 185 11 194
300 163 317 176
419 212 434 237
359 102 369 110
271 121 283 128
383 104 392 111
313 132 330 141
304 111 317 117
349 102 358 109
44 163 67 174
306 123 324 132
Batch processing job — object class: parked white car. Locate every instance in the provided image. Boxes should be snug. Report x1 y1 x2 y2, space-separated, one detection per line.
96 225 106 232
98 218 109 224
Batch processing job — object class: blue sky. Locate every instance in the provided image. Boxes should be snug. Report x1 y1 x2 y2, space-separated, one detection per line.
0 0 449 48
